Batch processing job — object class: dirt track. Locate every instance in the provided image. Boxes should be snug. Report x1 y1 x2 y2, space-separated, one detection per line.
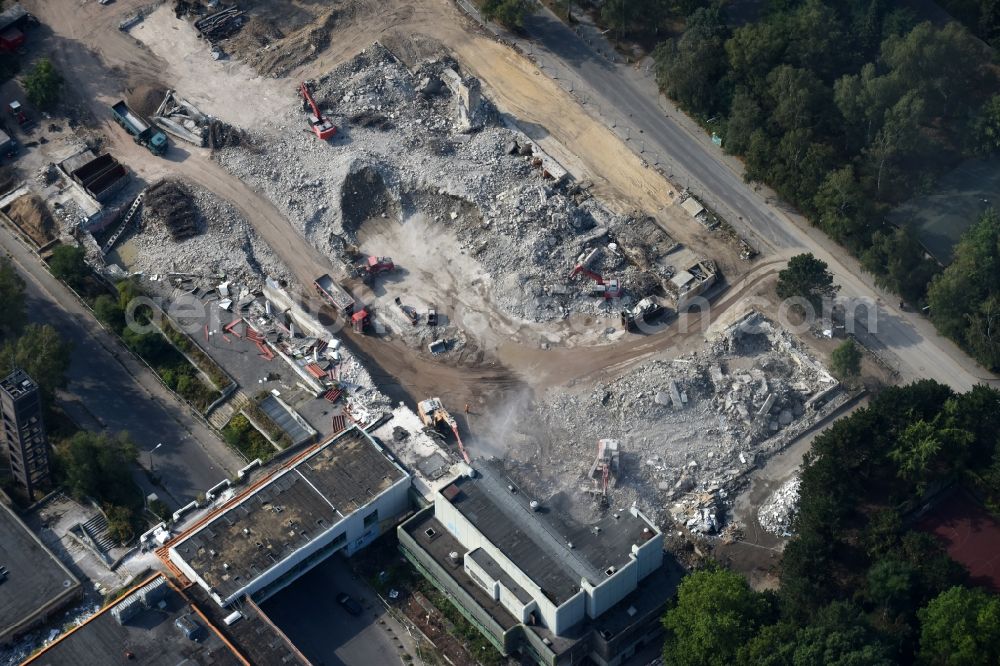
25 0 763 410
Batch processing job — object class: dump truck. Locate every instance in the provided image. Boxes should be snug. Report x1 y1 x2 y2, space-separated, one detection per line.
111 101 168 156
315 274 371 333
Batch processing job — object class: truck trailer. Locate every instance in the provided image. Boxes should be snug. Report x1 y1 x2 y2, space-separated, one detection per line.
111 101 168 156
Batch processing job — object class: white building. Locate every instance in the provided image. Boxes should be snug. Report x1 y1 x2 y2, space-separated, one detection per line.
169 426 410 607
399 463 680 666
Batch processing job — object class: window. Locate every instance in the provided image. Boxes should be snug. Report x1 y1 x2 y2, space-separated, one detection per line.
331 532 346 549
364 509 378 528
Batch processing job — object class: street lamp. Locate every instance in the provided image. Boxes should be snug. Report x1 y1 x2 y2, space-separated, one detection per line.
149 443 163 472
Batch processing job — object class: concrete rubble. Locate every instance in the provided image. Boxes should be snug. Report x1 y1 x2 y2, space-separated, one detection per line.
502 312 844 532
113 179 290 285
758 475 801 537
215 43 690 323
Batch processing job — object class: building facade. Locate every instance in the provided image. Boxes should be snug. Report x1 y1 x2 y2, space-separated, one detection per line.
0 370 50 501
399 463 680 666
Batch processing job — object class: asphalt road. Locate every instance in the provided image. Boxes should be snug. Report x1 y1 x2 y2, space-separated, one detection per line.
512 7 994 392
0 225 242 507
262 554 411 666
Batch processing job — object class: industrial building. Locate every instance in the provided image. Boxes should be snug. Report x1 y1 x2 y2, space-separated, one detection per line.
399 463 681 666
0 498 81 647
168 426 411 607
1 370 51 501
23 574 248 665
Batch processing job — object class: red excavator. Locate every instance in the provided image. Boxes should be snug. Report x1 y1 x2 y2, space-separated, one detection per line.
569 262 622 299
299 81 336 140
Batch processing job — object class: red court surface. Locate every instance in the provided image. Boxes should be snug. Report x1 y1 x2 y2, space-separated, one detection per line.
918 492 1000 593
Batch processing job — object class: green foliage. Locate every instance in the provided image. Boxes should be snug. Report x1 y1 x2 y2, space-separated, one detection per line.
480 0 531 28
776 253 838 312
829 338 862 379
23 58 63 110
0 256 25 339
57 430 139 508
917 586 1000 665
654 3 997 306
927 209 1000 370
222 413 276 462
0 323 71 399
93 294 125 333
662 567 775 666
105 504 135 544
768 381 1000 660
48 244 89 290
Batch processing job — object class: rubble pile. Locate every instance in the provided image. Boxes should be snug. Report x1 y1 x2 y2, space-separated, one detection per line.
758 475 801 537
216 43 683 322
143 180 199 240
124 180 289 284
504 313 843 531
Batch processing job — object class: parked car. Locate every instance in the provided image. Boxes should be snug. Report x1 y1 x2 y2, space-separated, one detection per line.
336 592 362 616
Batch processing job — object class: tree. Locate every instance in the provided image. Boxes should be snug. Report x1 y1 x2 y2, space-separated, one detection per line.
830 339 862 379
105 504 135 544
813 166 870 247
48 244 89 290
928 208 1000 368
889 419 973 492
861 227 940 305
0 324 71 399
23 58 63 110
776 253 839 313
662 567 775 666
0 256 25 339
969 94 1000 156
918 586 1000 665
480 0 531 29
93 294 125 333
653 8 729 117
57 431 139 508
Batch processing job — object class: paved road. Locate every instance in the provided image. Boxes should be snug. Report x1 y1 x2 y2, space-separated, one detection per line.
262 554 414 666
506 6 996 392
0 225 242 507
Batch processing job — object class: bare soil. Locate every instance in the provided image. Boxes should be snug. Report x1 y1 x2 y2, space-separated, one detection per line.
6 194 56 247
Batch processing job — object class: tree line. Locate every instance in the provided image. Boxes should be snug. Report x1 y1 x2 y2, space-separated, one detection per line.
653 0 1000 368
662 381 1000 665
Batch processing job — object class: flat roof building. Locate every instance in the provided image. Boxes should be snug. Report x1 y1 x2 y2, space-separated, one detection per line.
169 426 411 607
23 574 245 666
0 499 82 646
399 462 681 666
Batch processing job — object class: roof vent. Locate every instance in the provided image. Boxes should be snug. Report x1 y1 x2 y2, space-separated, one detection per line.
507 484 516 493
223 562 230 570
567 541 574 549
605 566 616 576
529 500 540 511
448 551 460 563
593 526 601 534
243 528 250 536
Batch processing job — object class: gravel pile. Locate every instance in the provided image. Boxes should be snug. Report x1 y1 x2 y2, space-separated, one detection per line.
758 475 801 537
215 43 680 322
501 312 844 529
124 179 290 284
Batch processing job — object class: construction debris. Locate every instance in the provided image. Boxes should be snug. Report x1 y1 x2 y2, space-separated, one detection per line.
143 180 198 240
116 179 288 284
215 43 697 324
758 475 801 537
500 312 843 531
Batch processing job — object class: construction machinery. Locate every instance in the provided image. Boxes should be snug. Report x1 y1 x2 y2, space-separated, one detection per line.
427 306 438 327
299 81 336 140
351 255 395 280
588 439 620 505
569 247 622 299
315 274 371 333
394 296 418 325
8 101 26 125
111 100 168 156
620 296 666 332
418 397 470 463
